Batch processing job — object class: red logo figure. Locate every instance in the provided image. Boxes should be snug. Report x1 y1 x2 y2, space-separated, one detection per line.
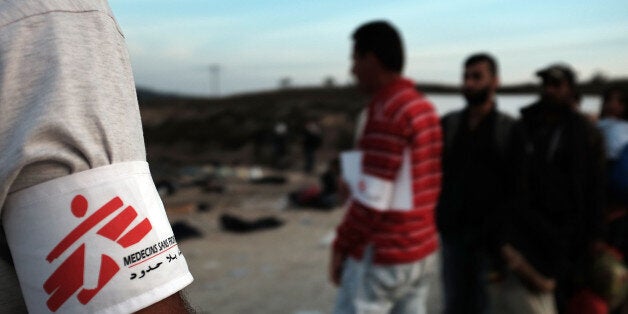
43 195 153 312
358 180 367 193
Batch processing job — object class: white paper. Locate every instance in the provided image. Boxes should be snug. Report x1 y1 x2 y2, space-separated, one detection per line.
340 150 362 197
340 150 413 211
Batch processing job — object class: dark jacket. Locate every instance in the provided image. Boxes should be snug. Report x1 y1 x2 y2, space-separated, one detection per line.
436 107 514 253
505 101 606 280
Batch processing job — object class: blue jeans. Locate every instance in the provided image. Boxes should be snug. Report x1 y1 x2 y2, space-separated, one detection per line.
441 234 489 314
333 246 436 314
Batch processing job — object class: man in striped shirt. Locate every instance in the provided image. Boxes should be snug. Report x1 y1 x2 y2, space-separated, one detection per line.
330 20 442 314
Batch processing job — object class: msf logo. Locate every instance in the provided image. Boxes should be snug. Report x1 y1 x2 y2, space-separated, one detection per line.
43 195 153 312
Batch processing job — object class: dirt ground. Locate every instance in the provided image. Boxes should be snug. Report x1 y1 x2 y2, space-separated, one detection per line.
162 168 443 314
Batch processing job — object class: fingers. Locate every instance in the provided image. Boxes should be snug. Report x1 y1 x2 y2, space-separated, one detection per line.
337 179 350 203
329 250 344 286
501 244 556 293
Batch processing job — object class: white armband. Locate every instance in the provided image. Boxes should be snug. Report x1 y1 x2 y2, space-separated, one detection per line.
341 149 413 211
354 173 395 210
3 161 193 313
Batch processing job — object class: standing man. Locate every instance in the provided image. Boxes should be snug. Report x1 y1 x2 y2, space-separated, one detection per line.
302 120 323 174
497 64 606 313
0 1 193 313
436 53 514 314
330 20 442 314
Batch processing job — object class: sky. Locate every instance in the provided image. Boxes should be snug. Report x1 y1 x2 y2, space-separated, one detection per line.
108 0 628 97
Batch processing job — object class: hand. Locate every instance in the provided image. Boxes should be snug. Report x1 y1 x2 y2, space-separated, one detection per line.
501 244 524 270
501 244 556 293
329 249 346 287
337 178 350 204
134 292 191 313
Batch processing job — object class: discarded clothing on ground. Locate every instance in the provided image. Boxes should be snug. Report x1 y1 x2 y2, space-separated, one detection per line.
249 176 287 185
288 184 338 211
171 221 203 241
219 213 284 233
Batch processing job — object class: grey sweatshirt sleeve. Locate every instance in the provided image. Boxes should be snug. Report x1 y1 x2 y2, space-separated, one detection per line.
0 5 146 209
0 4 149 311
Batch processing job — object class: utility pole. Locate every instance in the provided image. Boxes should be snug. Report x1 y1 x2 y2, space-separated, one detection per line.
209 64 220 97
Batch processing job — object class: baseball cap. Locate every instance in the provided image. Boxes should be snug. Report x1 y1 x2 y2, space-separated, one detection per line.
536 64 576 86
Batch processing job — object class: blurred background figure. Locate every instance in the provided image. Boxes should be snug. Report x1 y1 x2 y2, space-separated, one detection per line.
302 120 323 174
437 53 514 314
272 121 289 169
289 157 340 210
595 87 628 314
598 87 628 161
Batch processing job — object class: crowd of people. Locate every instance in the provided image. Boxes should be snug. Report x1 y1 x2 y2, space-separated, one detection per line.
329 20 628 314
0 0 626 312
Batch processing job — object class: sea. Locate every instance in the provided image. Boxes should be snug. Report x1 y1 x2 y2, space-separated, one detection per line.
426 93 601 118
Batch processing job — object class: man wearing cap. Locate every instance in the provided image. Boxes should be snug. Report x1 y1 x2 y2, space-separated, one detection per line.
494 64 606 313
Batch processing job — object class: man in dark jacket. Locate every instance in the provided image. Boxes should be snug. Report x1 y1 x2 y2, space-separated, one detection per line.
437 53 514 314
498 64 606 313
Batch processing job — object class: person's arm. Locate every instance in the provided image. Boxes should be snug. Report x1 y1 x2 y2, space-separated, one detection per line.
355 96 441 210
0 4 193 313
328 249 346 287
136 292 192 314
328 154 355 285
501 244 556 292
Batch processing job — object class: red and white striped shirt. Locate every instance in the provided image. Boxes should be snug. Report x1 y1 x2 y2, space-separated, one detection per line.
333 77 442 265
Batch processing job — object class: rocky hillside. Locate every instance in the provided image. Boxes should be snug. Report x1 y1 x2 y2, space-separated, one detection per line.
140 86 367 167
139 78 628 167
